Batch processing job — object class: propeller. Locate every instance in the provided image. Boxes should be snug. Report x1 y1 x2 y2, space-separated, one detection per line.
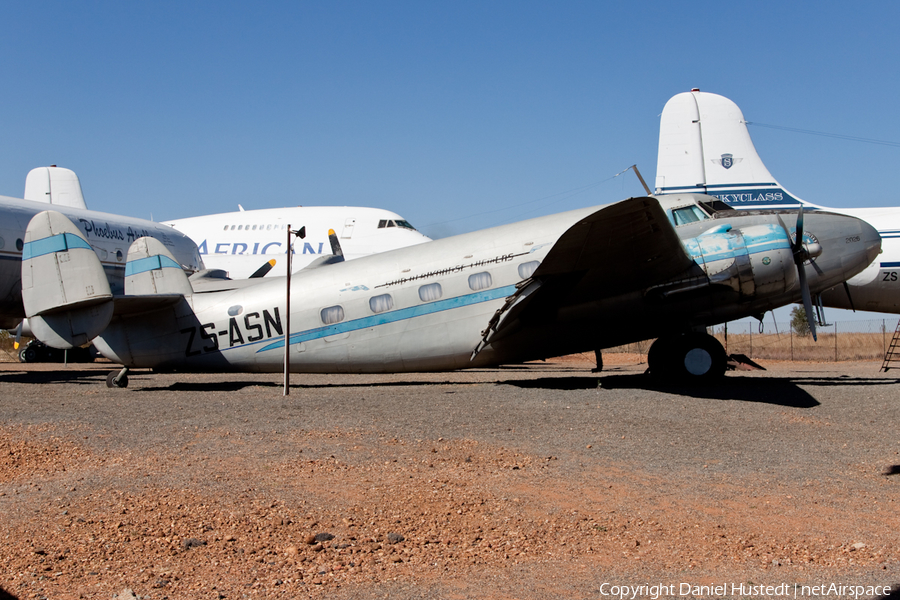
785 206 822 341
14 320 22 350
249 258 277 279
327 229 345 262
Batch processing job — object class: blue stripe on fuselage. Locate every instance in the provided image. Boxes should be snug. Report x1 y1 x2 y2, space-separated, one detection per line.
250 285 518 354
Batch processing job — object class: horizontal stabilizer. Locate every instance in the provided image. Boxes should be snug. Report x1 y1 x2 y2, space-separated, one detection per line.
125 237 194 296
22 210 113 348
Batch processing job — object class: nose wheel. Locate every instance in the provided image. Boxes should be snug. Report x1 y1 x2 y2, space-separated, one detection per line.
648 332 727 380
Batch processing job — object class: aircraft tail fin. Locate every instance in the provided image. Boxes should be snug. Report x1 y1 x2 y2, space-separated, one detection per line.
125 237 194 296
21 210 113 348
655 90 810 209
24 166 88 209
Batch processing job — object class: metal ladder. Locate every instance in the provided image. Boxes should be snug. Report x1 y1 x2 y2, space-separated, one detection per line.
882 319 900 372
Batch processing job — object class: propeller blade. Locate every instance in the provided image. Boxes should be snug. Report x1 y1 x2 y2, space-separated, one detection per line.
798 265 817 342
249 258 277 279
327 229 345 260
843 281 857 312
794 205 804 252
14 321 22 350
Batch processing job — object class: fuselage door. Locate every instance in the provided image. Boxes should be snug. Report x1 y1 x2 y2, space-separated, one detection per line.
341 218 356 239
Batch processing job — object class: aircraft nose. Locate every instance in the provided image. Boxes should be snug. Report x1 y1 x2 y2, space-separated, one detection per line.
805 212 882 290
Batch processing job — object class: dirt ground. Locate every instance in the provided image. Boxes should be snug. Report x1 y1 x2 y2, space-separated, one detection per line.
0 355 898 599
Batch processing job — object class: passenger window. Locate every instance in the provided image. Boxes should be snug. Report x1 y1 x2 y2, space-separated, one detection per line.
237 225 243 231
252 225 257 231
230 225 236 231
320 306 345 324
468 272 493 291
369 294 394 314
418 283 442 302
223 225 228 231
266 224 272 230
518 261 540 279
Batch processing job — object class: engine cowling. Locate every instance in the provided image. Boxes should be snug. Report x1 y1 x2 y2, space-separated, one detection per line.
684 224 797 299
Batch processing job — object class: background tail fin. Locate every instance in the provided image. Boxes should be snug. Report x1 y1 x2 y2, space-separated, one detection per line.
24 166 88 209
655 90 808 208
21 210 113 348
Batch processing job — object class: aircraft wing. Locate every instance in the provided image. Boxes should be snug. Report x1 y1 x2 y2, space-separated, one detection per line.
532 196 692 286
475 197 695 354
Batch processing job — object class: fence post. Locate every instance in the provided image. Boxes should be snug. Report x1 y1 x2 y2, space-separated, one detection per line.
790 325 793 362
834 322 838 362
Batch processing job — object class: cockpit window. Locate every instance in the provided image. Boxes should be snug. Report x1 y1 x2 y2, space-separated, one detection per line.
670 205 709 226
377 219 417 231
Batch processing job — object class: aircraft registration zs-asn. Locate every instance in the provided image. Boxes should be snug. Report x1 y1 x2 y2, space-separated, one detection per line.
655 89 900 315
22 189 879 386
163 205 431 280
0 166 203 331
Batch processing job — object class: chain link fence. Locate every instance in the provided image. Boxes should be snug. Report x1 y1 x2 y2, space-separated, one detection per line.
608 318 900 362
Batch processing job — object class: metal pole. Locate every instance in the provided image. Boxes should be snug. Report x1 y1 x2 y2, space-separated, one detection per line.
284 224 292 396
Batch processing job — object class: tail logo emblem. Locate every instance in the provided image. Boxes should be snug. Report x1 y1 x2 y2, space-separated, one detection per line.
721 153 734 169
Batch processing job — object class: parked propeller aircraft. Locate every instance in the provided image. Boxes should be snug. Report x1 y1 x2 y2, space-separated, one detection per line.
0 167 204 333
22 191 880 386
655 89 900 314
163 206 432 279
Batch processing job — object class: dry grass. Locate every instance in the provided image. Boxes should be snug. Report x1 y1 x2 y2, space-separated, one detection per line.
606 329 893 362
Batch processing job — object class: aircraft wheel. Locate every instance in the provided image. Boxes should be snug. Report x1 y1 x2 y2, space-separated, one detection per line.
106 371 129 388
20 345 38 363
674 333 727 380
649 333 727 381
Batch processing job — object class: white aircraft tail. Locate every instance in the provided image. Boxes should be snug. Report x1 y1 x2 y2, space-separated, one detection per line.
125 237 194 296
24 166 88 209
21 211 113 348
655 90 810 209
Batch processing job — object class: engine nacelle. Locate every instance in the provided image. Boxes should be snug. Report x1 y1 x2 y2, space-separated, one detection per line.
684 224 797 299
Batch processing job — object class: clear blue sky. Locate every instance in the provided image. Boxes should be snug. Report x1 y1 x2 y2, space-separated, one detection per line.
2 0 899 245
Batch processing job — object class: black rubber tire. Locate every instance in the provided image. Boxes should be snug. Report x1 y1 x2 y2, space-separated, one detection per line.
106 372 129 388
20 346 38 363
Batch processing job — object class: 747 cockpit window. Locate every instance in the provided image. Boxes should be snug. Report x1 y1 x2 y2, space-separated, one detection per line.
377 219 417 231
670 205 709 226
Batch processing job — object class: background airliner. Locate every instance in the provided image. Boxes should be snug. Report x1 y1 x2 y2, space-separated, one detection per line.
655 90 900 314
163 206 432 279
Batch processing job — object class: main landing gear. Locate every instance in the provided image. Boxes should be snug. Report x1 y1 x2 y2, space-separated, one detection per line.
647 332 727 381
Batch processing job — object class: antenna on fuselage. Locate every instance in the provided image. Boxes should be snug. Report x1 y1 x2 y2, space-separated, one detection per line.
630 165 652 195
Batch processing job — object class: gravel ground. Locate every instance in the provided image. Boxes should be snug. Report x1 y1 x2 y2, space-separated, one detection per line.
0 355 898 600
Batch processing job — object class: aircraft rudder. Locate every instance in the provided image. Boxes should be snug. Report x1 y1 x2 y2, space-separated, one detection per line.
125 237 194 296
657 90 808 209
21 210 113 348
